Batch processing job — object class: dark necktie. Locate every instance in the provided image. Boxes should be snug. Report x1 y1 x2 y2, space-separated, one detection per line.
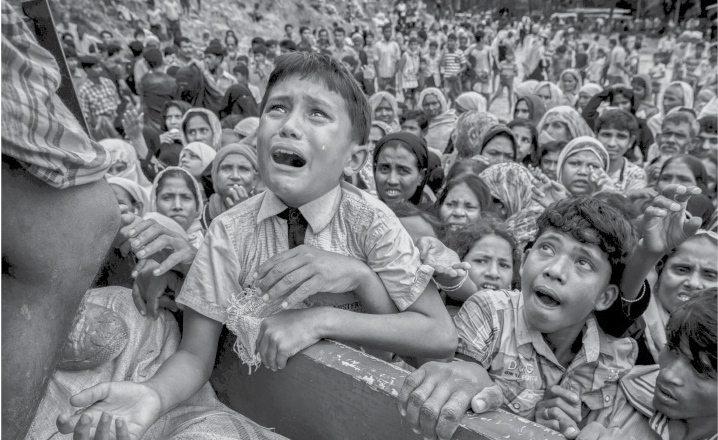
278 207 308 249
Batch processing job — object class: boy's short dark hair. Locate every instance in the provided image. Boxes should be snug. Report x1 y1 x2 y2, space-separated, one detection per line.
536 197 636 285
254 44 268 56
418 30 427 41
164 46 176 56
266 39 278 47
334 27 346 35
233 63 249 78
666 288 717 378
260 51 370 145
176 36 190 46
596 109 638 135
593 192 640 220
285 23 293 31
280 39 297 51
400 110 429 130
447 33 457 41
429 40 438 48
699 115 718 135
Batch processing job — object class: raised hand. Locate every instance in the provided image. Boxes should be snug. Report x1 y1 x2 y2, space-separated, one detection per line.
531 179 570 208
641 184 702 255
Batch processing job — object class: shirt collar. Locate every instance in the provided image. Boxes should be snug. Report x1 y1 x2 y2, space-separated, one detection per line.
256 185 342 234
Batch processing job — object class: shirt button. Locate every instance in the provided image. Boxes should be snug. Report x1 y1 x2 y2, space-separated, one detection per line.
605 395 611 402
513 403 520 410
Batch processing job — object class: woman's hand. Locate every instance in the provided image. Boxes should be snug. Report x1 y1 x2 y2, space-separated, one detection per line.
121 107 145 142
56 381 162 440
531 179 570 208
224 184 250 210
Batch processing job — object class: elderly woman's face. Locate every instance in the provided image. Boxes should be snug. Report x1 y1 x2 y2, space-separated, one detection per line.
656 161 697 193
216 153 258 198
439 182 481 229
374 145 423 204
422 94 442 118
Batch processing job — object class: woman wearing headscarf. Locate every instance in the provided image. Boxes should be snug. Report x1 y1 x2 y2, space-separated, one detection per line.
631 74 658 120
513 80 539 101
373 132 432 206
535 105 595 146
155 100 192 169
201 143 260 229
556 136 610 197
148 166 205 249
533 81 567 109
218 83 259 120
100 138 153 195
453 92 487 115
418 87 457 153
647 81 695 139
180 108 223 151
476 125 519 166
107 176 149 217
174 63 222 115
522 33 547 81
369 91 401 131
575 83 602 114
479 162 544 250
558 68 582 106
178 141 216 203
513 94 546 125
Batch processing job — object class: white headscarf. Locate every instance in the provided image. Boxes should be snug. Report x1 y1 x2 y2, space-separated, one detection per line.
99 138 152 191
107 176 149 216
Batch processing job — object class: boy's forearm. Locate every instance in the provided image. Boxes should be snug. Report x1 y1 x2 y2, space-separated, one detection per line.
620 240 661 300
319 284 457 359
145 308 223 415
353 263 399 314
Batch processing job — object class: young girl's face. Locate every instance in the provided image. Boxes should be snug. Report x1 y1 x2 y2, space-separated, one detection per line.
179 149 205 179
463 234 514 291
165 106 183 131
631 81 646 101
111 184 140 214
156 176 198 231
540 150 560 181
514 99 530 120
577 92 591 111
439 182 481 229
656 236 717 314
511 126 533 161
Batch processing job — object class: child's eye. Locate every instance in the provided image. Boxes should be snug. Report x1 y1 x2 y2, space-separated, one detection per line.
538 243 553 254
267 104 287 113
472 258 487 265
309 109 328 118
500 262 512 269
577 258 593 270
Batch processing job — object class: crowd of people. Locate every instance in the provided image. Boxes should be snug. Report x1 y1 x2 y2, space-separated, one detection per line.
3 0 718 439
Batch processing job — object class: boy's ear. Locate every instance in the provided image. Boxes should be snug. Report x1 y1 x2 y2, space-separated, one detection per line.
593 284 619 312
343 142 369 177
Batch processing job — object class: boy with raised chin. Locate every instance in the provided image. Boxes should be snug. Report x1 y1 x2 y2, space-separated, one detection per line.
57 51 456 439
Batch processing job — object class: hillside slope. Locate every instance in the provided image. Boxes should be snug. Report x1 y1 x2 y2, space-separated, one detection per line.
45 0 379 52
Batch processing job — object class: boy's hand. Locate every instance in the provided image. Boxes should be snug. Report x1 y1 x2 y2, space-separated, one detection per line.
249 246 368 309
62 412 131 440
255 307 325 371
535 385 581 439
132 259 183 319
56 381 162 440
397 361 495 440
576 422 635 440
642 184 702 256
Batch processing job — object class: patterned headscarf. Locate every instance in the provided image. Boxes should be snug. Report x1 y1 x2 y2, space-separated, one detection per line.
536 105 595 141
479 162 544 250
454 92 487 113
453 111 500 159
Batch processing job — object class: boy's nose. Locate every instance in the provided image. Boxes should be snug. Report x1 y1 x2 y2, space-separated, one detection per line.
279 111 302 139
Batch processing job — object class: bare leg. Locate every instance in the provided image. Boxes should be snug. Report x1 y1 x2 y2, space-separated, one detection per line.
1 158 119 438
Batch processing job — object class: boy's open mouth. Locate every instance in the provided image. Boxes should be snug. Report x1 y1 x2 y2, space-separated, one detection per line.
480 283 499 290
534 287 561 307
272 148 307 168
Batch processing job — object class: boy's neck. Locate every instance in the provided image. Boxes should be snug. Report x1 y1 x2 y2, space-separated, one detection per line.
608 156 624 175
543 323 585 368
671 415 717 440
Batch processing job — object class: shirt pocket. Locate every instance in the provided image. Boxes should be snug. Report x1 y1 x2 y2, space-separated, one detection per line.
580 383 618 419
494 377 545 420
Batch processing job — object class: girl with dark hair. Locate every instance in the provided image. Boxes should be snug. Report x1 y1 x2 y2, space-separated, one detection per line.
507 118 538 164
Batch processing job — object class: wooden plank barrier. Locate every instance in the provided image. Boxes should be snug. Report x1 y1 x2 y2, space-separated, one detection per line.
211 337 566 440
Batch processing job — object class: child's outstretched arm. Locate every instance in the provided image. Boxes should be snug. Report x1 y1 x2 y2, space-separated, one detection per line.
56 308 224 439
620 184 703 301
